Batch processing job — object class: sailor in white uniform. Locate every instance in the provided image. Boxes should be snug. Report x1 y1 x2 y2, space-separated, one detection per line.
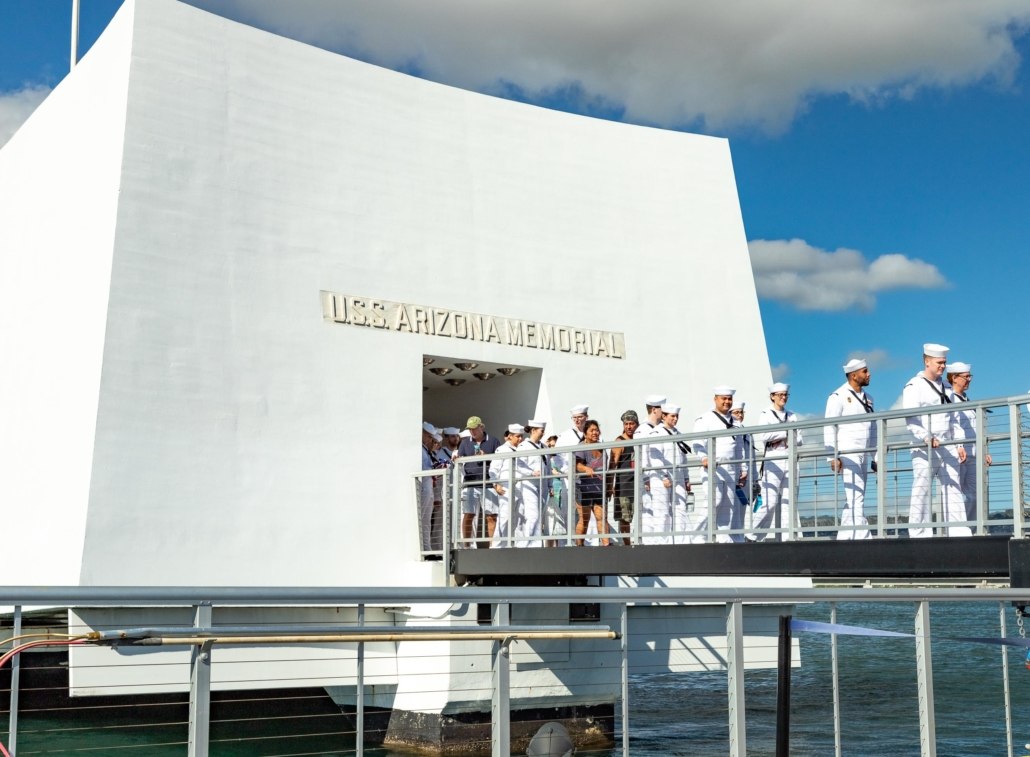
515 419 549 547
419 422 443 553
693 386 747 543
902 343 967 537
824 359 877 540
490 423 525 548
729 399 754 535
633 394 665 539
754 383 803 540
946 362 991 527
552 404 589 542
647 403 693 544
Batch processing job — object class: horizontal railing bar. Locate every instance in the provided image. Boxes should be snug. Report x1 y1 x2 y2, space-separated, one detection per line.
125 630 619 646
7 584 1030 606
93 624 613 641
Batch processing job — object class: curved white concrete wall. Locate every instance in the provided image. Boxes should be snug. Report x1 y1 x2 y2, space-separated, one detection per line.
0 0 770 586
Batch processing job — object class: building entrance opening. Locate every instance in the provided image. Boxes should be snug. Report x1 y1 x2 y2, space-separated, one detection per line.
422 355 544 437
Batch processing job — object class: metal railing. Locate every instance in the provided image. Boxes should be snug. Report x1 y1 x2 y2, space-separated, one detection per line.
416 395 1030 557
3 585 1030 756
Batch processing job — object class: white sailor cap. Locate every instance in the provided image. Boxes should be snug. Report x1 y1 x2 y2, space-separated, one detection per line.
713 385 736 397
506 423 525 435
570 404 589 415
644 394 667 407
768 382 790 394
459 429 472 438
527 419 547 429
923 343 949 358
661 403 681 415
842 358 867 374
422 422 442 442
442 426 461 436
946 362 971 374
731 400 746 411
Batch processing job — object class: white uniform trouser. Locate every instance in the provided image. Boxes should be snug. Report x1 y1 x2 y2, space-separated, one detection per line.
908 446 967 537
669 475 695 544
755 458 791 540
958 447 980 523
494 488 514 547
419 484 436 552
836 453 871 540
515 482 543 547
695 466 742 543
644 475 672 544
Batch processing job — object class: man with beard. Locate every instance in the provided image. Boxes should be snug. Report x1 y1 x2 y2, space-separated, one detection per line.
824 359 877 540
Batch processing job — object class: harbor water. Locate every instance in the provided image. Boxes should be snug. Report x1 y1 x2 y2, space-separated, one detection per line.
5 601 1030 755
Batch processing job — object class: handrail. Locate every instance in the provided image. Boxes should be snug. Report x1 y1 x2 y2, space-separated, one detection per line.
5 584 1030 606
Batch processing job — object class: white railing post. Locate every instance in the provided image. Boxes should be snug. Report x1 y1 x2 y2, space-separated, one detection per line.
187 604 213 757
1010 403 1024 537
7 605 22 756
726 601 746 757
491 602 511 757
914 600 937 757
876 416 888 537
357 603 365 756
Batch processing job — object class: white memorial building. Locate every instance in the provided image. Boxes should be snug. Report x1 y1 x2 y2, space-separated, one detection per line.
0 1 783 750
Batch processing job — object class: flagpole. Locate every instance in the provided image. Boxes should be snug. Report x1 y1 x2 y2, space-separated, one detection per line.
70 0 81 70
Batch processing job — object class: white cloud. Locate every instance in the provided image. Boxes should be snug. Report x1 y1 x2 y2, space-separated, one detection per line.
186 0 1030 133
0 86 50 148
770 363 791 382
846 348 891 371
748 238 949 311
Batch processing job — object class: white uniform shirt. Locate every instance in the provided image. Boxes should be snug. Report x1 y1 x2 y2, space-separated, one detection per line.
692 410 746 479
902 374 959 443
553 426 585 475
490 441 520 485
947 388 977 442
515 438 547 480
648 423 690 482
755 407 803 458
824 382 876 453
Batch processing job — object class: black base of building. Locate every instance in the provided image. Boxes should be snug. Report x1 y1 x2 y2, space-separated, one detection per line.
351 702 614 756
453 535 1015 583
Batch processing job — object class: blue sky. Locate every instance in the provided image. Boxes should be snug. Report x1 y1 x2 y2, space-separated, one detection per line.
2 1 1029 415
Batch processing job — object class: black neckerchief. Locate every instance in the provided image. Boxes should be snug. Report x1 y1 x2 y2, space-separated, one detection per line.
921 377 951 404
770 409 786 423
848 389 874 413
712 411 740 444
657 424 691 455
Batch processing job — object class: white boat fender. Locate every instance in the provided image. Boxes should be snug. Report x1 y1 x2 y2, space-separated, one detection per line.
526 721 575 757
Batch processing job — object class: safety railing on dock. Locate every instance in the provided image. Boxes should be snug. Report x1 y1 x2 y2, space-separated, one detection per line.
3 585 1030 756
415 394 1030 558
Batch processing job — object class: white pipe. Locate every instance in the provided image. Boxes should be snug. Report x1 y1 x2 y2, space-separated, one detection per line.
70 0 80 70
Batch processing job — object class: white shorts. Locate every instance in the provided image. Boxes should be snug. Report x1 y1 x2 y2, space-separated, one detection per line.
462 484 498 515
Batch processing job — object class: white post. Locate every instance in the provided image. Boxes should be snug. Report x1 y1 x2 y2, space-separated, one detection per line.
726 601 746 757
914 601 936 757
187 604 213 757
70 0 80 70
491 602 511 757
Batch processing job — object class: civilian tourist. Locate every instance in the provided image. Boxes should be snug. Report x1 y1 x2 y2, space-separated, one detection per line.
574 419 609 545
609 410 639 545
456 415 501 547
